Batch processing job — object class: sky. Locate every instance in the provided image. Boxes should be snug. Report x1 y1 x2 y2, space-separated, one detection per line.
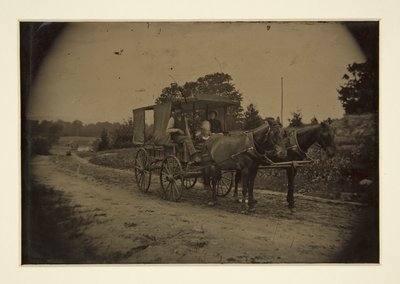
27 22 365 125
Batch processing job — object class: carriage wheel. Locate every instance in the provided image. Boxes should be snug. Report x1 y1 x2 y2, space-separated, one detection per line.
134 148 152 193
216 171 234 197
183 163 197 189
160 155 183 201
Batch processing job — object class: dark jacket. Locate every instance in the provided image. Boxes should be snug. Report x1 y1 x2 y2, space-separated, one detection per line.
209 119 222 133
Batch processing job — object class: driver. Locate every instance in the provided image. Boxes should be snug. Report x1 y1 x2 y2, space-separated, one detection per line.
166 104 200 162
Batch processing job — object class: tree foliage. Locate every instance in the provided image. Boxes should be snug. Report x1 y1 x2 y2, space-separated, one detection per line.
111 118 134 149
155 72 244 127
243 104 264 130
337 61 378 114
25 120 63 155
98 129 110 151
288 110 304 127
310 116 319 125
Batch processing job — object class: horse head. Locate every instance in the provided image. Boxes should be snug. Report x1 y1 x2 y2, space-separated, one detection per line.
317 122 336 157
260 118 287 160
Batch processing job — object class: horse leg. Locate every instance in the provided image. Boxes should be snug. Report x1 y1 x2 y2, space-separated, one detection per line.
247 166 258 212
207 166 218 206
240 169 249 210
233 170 241 201
203 167 214 206
286 166 297 209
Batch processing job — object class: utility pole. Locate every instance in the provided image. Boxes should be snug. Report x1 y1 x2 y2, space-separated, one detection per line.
281 77 284 126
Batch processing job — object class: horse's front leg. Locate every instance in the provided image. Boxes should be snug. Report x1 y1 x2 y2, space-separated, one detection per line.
247 166 258 212
206 166 218 206
240 169 249 210
286 166 297 209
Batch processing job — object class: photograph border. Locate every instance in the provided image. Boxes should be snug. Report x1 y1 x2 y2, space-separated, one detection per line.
1 0 398 283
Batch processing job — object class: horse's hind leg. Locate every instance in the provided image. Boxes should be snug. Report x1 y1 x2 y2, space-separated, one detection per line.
233 170 241 201
286 166 297 209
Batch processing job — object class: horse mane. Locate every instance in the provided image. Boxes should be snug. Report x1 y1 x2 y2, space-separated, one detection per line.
265 118 282 133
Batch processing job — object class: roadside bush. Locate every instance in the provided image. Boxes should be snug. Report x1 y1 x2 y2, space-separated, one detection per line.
31 136 51 155
97 129 110 151
298 153 353 192
110 119 134 149
27 120 63 156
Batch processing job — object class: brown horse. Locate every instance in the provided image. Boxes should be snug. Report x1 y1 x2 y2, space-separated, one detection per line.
202 118 287 211
232 122 336 209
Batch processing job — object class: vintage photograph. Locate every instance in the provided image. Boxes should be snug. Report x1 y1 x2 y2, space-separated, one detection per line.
21 21 379 264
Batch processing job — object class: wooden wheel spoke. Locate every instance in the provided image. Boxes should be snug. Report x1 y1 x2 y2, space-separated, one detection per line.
171 182 177 200
220 179 229 189
160 156 183 201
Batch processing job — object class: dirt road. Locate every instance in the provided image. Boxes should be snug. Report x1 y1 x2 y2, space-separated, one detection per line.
24 150 378 263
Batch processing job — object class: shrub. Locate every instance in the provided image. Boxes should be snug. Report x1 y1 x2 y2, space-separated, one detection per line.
31 136 51 155
110 119 134 149
97 129 110 151
288 110 304 127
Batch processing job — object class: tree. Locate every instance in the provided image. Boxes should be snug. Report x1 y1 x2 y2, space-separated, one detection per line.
337 60 378 114
72 120 83 136
243 104 264 130
288 110 304 127
111 118 134 149
98 129 110 151
155 72 244 128
195 73 244 122
48 123 63 144
310 116 319 125
155 83 183 104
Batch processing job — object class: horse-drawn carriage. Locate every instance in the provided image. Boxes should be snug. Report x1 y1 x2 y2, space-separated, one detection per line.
132 94 239 201
132 94 336 210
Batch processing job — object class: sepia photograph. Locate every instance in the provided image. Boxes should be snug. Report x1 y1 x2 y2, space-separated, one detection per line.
20 21 379 264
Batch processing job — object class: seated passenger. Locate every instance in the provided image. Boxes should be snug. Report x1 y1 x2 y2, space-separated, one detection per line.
208 110 223 134
166 105 200 162
195 120 212 143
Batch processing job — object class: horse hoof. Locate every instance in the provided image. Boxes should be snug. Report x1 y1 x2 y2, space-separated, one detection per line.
288 203 295 209
248 207 256 213
207 201 216 206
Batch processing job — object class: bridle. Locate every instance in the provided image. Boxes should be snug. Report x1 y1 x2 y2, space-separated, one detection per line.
288 128 328 161
251 124 278 164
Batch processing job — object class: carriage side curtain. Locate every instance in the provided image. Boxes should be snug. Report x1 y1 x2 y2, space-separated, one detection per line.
152 102 172 145
132 109 145 144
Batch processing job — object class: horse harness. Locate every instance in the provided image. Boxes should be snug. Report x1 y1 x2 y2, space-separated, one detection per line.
200 127 275 169
286 130 320 161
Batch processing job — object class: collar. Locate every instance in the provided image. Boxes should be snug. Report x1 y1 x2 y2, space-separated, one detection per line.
245 132 274 164
287 130 308 159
